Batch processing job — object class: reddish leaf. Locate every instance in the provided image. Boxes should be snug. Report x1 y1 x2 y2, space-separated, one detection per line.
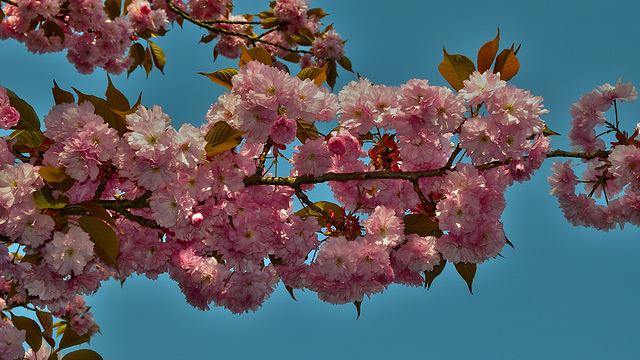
494 44 520 81
477 28 500 74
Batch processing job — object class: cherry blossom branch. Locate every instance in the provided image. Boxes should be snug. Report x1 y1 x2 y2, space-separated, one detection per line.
0 0 17 6
253 139 273 178
164 0 311 54
546 149 612 160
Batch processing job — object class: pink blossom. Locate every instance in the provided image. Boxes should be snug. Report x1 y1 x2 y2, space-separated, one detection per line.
0 324 25 360
548 161 579 196
312 29 345 60
0 163 41 209
44 227 95 276
460 70 506 106
173 123 206 168
609 145 640 187
598 78 638 103
269 115 297 144
217 265 278 314
363 205 404 247
127 0 169 32
0 105 19 129
291 137 332 176
273 0 309 28
393 234 441 272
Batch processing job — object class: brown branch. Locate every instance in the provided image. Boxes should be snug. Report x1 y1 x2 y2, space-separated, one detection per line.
1 0 18 6
546 149 612 160
412 179 430 211
164 0 311 54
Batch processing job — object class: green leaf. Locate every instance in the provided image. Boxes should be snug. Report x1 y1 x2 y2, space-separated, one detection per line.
11 314 43 353
403 213 439 237
32 188 69 210
105 75 130 112
60 349 103 360
122 0 133 16
353 300 362 320
77 215 120 268
325 60 338 90
294 201 342 227
204 121 244 155
36 309 53 336
148 40 166 74
493 44 520 81
58 327 91 350
307 7 328 18
454 262 476 294
21 253 43 265
75 201 119 229
6 88 41 133
282 51 301 64
477 28 500 74
295 119 320 144
260 16 280 29
424 256 446 290
42 20 65 44
297 64 327 87
72 88 127 137
239 45 273 68
542 125 560 136
126 42 145 77
38 165 75 192
337 56 354 73
438 47 476 92
103 0 121 20
293 27 315 46
199 68 238 90
52 80 75 105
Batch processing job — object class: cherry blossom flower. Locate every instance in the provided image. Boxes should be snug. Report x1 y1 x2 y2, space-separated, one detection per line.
44 227 95 277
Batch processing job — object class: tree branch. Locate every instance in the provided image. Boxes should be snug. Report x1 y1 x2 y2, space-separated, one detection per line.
0 0 18 6
164 0 311 54
546 149 612 160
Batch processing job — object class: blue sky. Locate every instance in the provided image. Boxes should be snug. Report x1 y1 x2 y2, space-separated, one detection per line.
2 0 640 358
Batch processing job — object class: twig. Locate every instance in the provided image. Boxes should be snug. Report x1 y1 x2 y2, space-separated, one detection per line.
164 0 310 54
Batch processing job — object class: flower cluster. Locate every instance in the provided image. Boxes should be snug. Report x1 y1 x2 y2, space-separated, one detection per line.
0 0 348 76
548 80 639 230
